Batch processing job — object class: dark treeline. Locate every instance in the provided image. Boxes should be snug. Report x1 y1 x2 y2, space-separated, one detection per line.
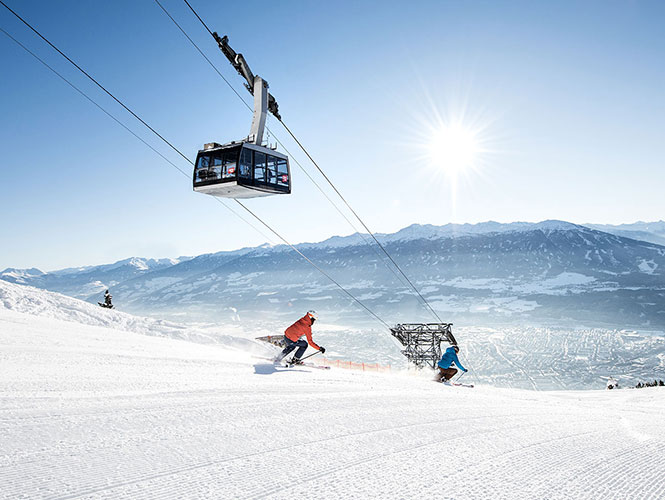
635 380 665 389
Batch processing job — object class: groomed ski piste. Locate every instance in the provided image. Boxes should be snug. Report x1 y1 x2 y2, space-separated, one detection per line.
1 281 664 499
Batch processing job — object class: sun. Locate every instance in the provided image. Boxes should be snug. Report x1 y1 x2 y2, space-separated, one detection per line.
428 124 479 177
398 87 498 219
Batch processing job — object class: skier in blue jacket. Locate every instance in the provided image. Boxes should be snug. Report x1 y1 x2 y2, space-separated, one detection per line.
435 345 467 384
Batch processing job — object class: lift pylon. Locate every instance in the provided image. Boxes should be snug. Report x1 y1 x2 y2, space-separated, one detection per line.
390 323 457 369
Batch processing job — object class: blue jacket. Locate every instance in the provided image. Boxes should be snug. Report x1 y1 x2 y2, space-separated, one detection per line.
438 346 467 371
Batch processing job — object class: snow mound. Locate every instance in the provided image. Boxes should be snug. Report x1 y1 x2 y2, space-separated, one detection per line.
0 280 262 351
0 267 45 283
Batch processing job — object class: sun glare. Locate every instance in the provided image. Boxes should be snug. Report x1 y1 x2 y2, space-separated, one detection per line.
399 87 497 219
428 124 479 177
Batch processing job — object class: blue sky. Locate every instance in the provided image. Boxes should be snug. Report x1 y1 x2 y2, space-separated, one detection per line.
1 0 664 271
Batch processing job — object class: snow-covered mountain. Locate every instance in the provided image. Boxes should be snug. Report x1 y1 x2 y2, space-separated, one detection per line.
105 220 665 329
586 220 665 246
0 267 46 283
1 256 192 300
3 220 665 329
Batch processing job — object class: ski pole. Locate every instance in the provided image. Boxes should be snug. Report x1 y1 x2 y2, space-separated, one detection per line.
286 350 322 367
455 371 466 382
298 350 322 363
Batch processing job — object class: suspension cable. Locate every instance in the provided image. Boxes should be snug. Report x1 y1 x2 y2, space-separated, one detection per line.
0 27 188 179
183 0 213 37
234 200 391 329
0 0 193 167
0 24 277 245
176 0 444 324
153 0 411 290
0 4 390 330
156 0 429 302
154 0 249 111
277 119 444 323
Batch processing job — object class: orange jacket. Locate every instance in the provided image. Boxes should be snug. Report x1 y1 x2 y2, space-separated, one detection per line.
284 315 320 350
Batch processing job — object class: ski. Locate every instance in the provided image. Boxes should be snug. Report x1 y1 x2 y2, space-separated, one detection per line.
286 361 330 370
434 380 475 388
252 356 330 370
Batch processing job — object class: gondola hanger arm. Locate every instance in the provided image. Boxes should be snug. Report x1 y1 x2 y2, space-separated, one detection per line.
213 32 280 120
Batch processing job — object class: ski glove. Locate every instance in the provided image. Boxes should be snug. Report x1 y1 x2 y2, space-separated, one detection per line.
319 347 326 354
462 368 468 372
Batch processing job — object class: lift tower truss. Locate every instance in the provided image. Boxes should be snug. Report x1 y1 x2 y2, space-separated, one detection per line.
390 323 457 369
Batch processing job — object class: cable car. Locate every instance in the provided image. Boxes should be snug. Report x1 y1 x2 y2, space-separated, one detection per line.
193 34 291 199
193 141 290 198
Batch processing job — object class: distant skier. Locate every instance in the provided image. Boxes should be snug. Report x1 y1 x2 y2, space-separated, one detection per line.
274 310 325 365
98 289 114 309
607 377 619 390
435 344 467 384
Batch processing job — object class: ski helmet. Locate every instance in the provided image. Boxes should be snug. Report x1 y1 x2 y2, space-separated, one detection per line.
307 310 319 320
452 345 460 353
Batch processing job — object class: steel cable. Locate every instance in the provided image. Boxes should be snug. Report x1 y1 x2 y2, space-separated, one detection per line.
153 0 418 296
171 0 444 320
0 25 277 245
0 1 390 330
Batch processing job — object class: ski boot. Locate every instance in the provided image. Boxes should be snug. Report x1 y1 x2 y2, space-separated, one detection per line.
289 357 304 367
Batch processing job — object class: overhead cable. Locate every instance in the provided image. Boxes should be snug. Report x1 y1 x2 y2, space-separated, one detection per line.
0 0 192 166
0 26 189 179
0 24 277 245
159 0 434 309
0 2 389 329
233 199 391 330
152 0 408 292
177 0 444 323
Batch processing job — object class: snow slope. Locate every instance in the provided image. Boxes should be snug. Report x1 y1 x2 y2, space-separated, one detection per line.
2 285 665 498
3 280 664 391
0 280 259 350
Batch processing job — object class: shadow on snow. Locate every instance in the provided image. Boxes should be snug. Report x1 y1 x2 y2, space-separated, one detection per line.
252 363 310 375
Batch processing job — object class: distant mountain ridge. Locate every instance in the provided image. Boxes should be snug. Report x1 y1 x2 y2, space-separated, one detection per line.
585 221 665 246
1 256 192 300
298 220 585 249
2 220 665 329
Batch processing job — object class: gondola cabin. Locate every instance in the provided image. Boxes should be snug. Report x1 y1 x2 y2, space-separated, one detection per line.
193 142 291 198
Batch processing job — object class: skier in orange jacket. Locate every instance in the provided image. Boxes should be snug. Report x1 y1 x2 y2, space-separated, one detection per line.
275 310 325 365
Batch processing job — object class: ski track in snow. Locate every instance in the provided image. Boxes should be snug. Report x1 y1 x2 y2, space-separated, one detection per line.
2 309 665 498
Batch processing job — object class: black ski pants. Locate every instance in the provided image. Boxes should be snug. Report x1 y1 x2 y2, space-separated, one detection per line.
435 367 457 382
279 336 308 360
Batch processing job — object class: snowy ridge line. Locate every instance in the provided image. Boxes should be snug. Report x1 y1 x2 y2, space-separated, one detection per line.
8 218 660 278
0 280 258 351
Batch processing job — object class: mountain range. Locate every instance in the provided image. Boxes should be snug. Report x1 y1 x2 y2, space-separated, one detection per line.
2 220 664 329
585 220 665 246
